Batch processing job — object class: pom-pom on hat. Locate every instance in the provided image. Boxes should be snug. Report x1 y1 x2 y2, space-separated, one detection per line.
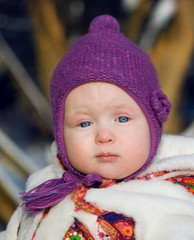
50 14 171 177
21 15 171 215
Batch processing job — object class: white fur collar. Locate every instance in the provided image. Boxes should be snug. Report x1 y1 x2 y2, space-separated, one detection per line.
14 134 194 240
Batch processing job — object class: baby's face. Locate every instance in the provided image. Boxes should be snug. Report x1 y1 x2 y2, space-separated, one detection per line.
64 82 150 179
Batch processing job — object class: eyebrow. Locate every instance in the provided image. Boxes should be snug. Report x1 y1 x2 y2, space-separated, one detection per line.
65 111 89 123
113 104 136 113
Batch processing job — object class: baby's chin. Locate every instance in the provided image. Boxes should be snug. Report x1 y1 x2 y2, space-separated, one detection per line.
77 166 135 180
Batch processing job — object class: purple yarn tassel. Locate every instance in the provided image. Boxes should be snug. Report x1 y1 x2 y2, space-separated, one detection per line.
20 171 103 215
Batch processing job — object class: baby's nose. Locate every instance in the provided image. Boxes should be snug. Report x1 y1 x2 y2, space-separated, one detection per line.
95 128 115 144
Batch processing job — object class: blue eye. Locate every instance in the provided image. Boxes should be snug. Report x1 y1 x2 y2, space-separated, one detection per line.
80 121 91 128
117 116 129 123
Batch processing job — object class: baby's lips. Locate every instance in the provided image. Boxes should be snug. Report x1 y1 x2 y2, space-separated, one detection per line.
96 152 119 162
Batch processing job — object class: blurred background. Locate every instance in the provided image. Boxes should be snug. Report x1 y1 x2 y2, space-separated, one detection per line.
0 0 193 231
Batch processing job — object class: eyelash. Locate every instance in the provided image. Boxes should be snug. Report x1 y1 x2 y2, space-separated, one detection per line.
116 116 129 123
79 121 91 128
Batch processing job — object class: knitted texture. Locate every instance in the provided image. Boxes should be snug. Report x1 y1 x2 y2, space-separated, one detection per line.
50 14 171 178
21 15 171 214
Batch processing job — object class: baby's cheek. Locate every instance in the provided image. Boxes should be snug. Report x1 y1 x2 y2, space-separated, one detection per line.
67 143 89 173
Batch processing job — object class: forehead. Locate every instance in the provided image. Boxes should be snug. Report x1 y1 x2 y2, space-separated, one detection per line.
65 82 143 114
66 82 132 103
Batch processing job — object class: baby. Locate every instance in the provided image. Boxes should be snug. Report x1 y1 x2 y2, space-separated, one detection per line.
1 15 194 240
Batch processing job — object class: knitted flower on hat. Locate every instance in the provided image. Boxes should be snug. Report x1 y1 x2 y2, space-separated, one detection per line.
21 15 171 215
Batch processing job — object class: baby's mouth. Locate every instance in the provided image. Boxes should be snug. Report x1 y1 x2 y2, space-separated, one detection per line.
96 152 119 162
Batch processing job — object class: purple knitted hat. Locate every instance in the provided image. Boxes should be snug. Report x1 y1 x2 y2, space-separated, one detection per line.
21 15 171 214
